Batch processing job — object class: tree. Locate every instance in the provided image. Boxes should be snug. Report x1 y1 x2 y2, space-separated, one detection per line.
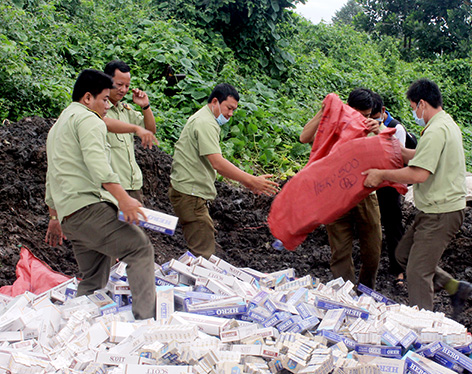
332 0 363 26
353 0 472 59
155 0 306 72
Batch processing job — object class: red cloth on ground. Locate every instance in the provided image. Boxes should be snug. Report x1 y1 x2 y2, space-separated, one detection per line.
268 94 407 250
0 246 70 296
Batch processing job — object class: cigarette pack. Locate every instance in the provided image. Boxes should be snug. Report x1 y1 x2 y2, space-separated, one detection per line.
428 341 472 372
95 351 140 365
454 342 472 355
404 351 456 374
170 312 235 336
106 279 131 295
356 355 406 374
355 344 402 359
156 286 174 321
277 315 303 332
118 207 178 235
190 265 235 286
357 284 396 305
316 330 357 350
316 309 346 332
208 255 255 283
316 298 369 320
289 316 320 334
124 364 192 374
263 312 291 328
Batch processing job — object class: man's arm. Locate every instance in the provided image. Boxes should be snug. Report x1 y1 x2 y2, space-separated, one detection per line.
102 182 146 224
362 165 430 188
206 153 278 196
300 109 323 144
103 117 158 149
45 207 67 246
131 88 156 133
401 147 416 164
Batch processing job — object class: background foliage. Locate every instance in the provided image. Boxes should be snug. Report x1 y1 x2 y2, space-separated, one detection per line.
1 0 472 175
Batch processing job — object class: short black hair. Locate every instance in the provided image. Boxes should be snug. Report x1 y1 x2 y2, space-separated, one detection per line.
104 60 131 77
72 69 114 102
347 88 373 111
406 78 443 108
371 92 384 116
208 83 240 104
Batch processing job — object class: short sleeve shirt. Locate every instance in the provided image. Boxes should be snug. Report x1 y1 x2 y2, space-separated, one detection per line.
409 110 466 213
105 102 145 190
45 102 120 221
170 105 221 200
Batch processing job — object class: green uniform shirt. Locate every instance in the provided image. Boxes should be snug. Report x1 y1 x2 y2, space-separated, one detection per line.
45 102 120 222
105 101 145 190
409 110 466 213
170 105 221 200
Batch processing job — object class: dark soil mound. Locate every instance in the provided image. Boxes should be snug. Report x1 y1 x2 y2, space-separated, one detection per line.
1 117 471 329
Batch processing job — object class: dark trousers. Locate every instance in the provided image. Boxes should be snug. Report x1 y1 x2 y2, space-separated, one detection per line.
168 186 216 259
376 187 404 276
62 202 156 320
326 194 382 289
396 209 465 310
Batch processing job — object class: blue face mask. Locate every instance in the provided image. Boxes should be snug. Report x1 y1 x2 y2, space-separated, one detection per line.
412 102 426 127
215 102 229 126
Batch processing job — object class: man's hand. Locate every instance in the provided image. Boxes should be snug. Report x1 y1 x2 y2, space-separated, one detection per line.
135 127 159 149
119 195 147 225
365 118 380 135
45 219 67 246
132 88 150 109
245 175 279 196
362 169 384 188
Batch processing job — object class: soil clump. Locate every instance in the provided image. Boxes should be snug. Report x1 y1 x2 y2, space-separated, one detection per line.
1 117 471 329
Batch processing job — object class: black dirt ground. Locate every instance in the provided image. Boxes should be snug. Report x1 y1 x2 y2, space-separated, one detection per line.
1 117 471 330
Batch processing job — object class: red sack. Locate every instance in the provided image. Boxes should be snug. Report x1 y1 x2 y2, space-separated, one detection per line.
309 93 370 163
268 94 407 250
0 246 71 297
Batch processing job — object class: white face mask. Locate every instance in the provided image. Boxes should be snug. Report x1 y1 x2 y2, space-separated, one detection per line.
215 102 229 126
412 102 426 127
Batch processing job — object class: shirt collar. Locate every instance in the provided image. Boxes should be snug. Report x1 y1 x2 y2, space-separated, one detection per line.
383 110 393 127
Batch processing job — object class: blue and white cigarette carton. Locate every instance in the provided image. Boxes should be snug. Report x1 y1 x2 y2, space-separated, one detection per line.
119 207 178 235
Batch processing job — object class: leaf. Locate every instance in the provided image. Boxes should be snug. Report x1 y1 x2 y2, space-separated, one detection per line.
189 90 207 100
180 58 192 69
201 12 214 23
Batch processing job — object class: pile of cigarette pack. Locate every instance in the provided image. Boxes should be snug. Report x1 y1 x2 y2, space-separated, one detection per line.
0 251 470 373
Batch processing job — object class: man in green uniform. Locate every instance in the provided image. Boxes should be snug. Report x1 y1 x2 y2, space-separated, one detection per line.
44 69 156 320
363 78 472 319
104 60 156 202
169 83 278 259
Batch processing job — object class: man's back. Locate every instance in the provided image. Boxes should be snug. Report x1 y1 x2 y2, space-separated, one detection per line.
409 110 466 213
46 102 118 221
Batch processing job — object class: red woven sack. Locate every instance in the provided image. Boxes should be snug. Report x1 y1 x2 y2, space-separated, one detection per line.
0 246 71 296
308 93 370 163
268 94 407 250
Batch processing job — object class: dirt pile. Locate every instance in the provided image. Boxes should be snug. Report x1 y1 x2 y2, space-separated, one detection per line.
0 117 471 329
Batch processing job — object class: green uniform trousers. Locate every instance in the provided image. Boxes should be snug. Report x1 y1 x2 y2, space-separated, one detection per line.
168 186 215 259
62 202 156 320
326 194 382 289
395 209 465 311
